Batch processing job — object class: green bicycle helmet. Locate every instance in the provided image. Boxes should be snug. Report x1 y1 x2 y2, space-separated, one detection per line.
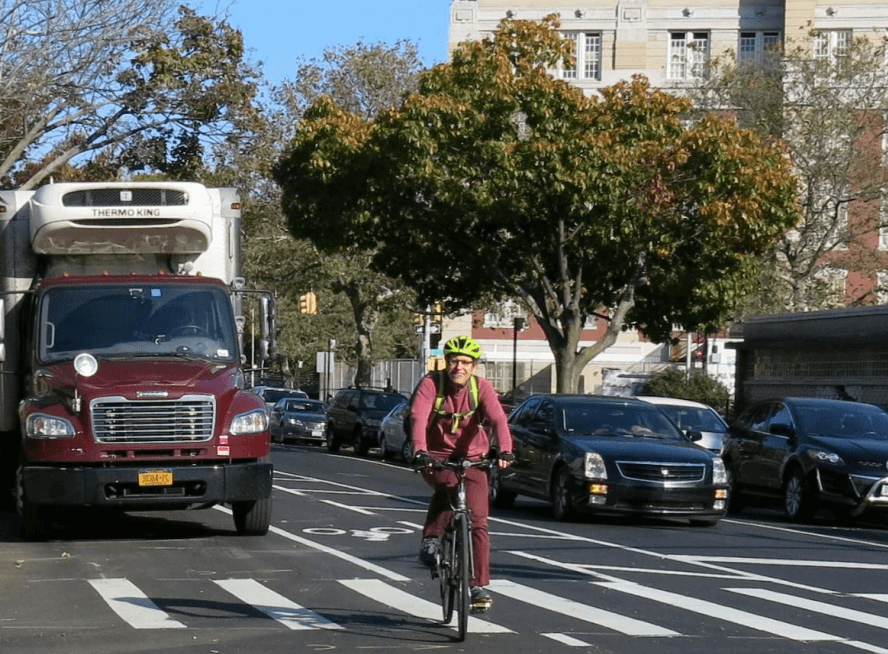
443 335 482 360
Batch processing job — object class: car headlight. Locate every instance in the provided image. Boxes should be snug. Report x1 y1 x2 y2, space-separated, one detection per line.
712 457 727 484
584 452 607 479
230 409 269 435
288 418 304 427
26 413 75 439
807 449 844 466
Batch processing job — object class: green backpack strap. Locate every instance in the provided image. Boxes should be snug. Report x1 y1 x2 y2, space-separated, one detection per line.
431 373 479 433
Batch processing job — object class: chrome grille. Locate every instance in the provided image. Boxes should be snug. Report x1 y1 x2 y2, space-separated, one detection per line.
616 461 706 484
92 395 215 444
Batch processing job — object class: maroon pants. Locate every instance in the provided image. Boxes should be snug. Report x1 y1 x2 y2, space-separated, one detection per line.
421 466 490 587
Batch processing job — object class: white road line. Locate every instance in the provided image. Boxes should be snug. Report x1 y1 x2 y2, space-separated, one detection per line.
727 588 888 630
319 499 378 515
88 578 186 629
214 579 342 631
678 557 888 569
596 581 839 642
542 633 592 647
487 579 679 637
338 579 513 634
213 506 410 582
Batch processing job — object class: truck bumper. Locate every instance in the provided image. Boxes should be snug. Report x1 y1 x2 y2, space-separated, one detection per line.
22 461 273 507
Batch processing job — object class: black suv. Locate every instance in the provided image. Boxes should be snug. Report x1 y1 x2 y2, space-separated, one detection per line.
326 387 407 455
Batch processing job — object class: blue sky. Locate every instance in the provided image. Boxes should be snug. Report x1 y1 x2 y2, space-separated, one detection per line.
208 0 451 84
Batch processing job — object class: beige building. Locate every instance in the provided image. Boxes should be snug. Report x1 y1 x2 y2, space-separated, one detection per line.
450 1 888 96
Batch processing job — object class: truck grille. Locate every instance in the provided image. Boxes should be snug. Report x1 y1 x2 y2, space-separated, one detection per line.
63 188 188 207
91 395 215 444
616 461 706 484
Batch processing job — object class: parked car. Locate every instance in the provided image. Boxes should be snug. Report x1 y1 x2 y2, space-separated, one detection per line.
491 394 729 525
721 397 888 522
636 396 729 452
378 401 412 461
326 387 408 455
251 385 309 413
269 398 328 444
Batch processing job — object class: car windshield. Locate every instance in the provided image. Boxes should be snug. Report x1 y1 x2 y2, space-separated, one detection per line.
39 283 237 363
796 405 888 439
659 406 726 432
562 400 685 441
360 394 405 411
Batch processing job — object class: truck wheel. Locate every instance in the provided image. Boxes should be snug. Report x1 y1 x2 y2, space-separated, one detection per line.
326 425 341 453
232 497 271 535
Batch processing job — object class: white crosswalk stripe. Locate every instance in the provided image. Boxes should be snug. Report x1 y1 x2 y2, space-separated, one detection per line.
214 578 343 631
339 578 513 633
88 578 186 629
488 578 679 637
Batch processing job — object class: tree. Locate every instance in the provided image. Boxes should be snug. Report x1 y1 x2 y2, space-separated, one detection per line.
694 33 888 312
641 368 731 415
0 0 261 188
273 41 423 388
276 17 800 393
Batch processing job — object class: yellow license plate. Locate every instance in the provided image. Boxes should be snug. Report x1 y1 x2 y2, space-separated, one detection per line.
138 470 173 487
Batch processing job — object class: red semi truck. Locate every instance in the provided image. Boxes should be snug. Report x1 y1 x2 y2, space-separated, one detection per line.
0 181 276 539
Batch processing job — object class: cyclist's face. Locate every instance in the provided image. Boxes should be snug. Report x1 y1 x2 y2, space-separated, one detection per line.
446 355 476 386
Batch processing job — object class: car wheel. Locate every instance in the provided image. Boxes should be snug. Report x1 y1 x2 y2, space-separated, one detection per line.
326 425 341 454
489 466 517 509
784 468 815 522
401 439 413 463
355 427 371 456
551 467 575 521
725 463 744 514
380 434 394 460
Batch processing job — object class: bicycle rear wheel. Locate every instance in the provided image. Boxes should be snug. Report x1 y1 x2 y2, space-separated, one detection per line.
438 530 455 624
454 513 471 641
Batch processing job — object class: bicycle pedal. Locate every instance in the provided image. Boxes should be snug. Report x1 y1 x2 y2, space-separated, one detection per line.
470 600 492 614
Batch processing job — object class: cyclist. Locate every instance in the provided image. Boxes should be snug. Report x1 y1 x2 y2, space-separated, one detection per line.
411 335 514 613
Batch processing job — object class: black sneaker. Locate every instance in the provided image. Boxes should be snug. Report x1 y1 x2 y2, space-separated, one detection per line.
470 586 493 613
419 536 439 568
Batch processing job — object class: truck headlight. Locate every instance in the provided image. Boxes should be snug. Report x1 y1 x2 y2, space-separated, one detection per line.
230 409 269 435
712 457 728 485
584 452 607 479
26 413 75 439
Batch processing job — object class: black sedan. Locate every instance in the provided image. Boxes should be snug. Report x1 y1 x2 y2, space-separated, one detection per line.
270 398 328 444
722 397 888 522
491 394 729 525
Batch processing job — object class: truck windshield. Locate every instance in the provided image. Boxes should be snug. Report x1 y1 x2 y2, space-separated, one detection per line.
39 283 238 363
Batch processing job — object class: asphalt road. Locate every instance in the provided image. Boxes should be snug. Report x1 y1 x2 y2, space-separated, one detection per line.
2 443 888 654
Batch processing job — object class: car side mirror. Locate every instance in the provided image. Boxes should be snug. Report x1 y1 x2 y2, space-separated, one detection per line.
769 423 794 438
686 429 703 442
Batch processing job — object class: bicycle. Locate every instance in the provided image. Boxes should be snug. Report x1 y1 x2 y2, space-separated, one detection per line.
416 456 495 642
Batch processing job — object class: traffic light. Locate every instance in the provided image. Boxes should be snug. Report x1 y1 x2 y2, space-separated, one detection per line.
299 292 317 315
432 302 444 323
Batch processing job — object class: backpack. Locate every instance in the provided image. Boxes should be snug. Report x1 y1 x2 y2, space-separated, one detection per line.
403 371 480 437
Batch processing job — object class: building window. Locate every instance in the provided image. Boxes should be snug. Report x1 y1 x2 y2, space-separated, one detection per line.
669 32 709 80
877 271 888 304
813 30 851 63
562 32 602 81
739 31 781 65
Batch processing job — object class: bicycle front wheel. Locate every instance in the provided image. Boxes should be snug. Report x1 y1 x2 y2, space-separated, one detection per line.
454 513 471 641
439 530 455 624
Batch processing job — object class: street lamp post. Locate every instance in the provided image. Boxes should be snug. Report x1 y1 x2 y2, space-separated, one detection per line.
512 317 525 398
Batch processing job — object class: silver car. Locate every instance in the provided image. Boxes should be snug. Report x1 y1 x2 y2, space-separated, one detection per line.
378 401 412 461
636 396 728 453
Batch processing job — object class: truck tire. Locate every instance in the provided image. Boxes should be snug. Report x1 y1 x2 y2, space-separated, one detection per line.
232 497 271 535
